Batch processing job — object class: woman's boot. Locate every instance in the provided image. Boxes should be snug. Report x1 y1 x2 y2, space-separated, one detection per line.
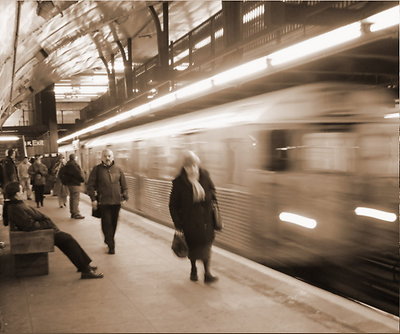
190 259 198 281
203 259 218 284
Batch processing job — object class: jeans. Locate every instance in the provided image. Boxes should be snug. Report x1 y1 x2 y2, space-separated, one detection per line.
100 204 121 249
68 185 81 216
20 177 32 199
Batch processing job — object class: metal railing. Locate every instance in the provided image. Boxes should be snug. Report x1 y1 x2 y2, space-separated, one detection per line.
81 0 366 121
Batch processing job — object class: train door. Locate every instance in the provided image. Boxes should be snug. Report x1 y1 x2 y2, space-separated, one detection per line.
353 121 398 256
249 127 299 265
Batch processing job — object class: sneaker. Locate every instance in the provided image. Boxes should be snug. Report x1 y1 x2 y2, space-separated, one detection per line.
72 214 85 219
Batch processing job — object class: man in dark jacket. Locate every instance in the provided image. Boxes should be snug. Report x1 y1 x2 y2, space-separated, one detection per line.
59 154 85 219
1 148 19 195
87 149 128 254
3 182 103 279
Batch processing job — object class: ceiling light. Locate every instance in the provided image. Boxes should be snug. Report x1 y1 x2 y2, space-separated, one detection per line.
268 22 361 66
366 5 399 32
212 57 268 85
0 136 19 141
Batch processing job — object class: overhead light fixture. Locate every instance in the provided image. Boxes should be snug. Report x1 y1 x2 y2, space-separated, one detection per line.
57 5 399 144
212 57 268 85
84 109 258 148
175 79 213 99
0 136 19 141
268 22 362 66
366 6 399 32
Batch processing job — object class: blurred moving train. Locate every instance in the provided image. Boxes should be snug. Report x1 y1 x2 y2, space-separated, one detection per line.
61 82 398 268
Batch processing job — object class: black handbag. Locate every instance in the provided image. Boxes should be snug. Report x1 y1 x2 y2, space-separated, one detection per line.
92 207 101 219
212 200 223 231
171 231 188 258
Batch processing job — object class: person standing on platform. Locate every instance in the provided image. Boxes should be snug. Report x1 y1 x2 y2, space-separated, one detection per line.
17 156 32 200
87 149 128 255
52 155 68 208
3 182 103 279
169 150 219 284
1 148 20 196
28 155 48 208
59 154 85 219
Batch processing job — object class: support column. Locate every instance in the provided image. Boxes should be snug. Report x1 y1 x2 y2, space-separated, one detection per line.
39 84 58 154
116 38 133 99
149 2 170 84
222 1 243 67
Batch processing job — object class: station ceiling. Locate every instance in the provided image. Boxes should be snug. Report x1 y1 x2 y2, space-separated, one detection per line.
0 1 221 125
0 1 398 129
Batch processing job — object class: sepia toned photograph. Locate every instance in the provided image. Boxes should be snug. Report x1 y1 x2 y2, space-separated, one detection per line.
0 1 398 333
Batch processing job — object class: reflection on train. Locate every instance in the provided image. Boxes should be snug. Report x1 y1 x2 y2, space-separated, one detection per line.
61 82 398 310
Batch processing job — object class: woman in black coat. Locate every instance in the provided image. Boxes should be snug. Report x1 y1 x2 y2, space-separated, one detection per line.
169 151 218 283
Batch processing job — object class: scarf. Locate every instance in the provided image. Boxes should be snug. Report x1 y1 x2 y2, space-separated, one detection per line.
186 170 205 202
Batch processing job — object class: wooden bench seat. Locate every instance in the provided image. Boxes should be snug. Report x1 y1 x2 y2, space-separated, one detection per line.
9 230 54 277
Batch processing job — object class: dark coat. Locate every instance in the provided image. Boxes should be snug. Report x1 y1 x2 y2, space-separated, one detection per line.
2 156 19 187
28 161 48 186
59 160 84 186
3 199 58 231
87 163 128 205
169 168 216 255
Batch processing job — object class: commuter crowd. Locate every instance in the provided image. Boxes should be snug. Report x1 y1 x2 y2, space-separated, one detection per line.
1 148 220 284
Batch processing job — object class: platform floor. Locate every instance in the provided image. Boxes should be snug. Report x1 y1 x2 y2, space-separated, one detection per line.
0 195 398 333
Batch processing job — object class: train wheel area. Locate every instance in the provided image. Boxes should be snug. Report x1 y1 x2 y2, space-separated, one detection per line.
0 194 397 333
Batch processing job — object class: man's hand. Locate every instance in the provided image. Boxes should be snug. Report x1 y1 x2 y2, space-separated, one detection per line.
91 200 97 209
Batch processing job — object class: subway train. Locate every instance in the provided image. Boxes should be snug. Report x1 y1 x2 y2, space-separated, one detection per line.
61 82 398 269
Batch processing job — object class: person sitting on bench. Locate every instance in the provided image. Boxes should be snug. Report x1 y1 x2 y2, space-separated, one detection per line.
3 182 104 279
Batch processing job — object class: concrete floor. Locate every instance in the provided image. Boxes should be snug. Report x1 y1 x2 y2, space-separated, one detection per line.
0 195 398 333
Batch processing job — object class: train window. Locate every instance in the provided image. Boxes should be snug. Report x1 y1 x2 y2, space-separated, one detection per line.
359 133 397 176
265 130 290 171
302 132 356 172
114 149 130 175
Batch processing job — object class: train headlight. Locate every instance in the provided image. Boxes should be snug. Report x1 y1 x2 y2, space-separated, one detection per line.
279 212 317 229
355 207 397 222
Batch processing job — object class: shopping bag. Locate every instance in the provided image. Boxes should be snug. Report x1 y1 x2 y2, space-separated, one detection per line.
212 200 223 231
171 231 188 258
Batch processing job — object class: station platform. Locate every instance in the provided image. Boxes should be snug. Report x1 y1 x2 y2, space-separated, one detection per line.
0 195 398 333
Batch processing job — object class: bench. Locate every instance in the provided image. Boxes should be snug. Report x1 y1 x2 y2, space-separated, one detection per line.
9 230 54 277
